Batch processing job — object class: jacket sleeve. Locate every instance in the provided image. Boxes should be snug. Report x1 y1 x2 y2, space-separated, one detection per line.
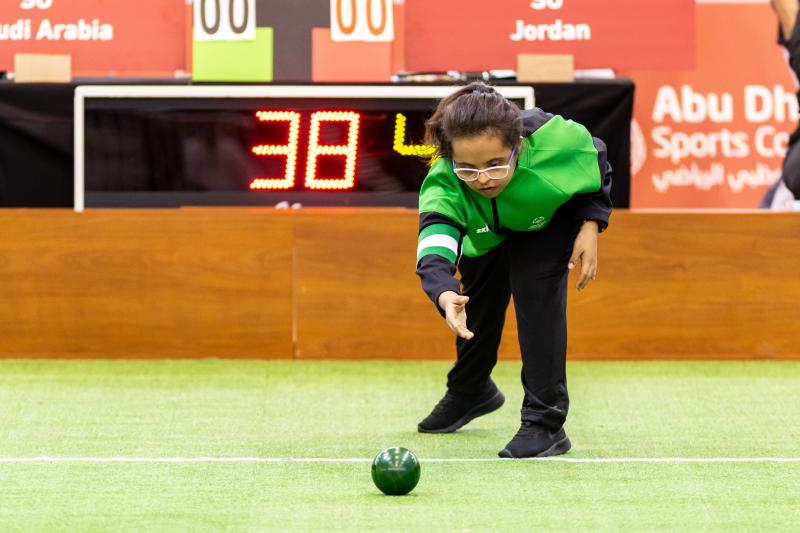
415 211 465 317
573 136 613 232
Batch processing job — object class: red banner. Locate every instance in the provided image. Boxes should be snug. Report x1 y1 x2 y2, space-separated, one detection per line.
626 3 796 209
404 0 695 71
0 0 189 77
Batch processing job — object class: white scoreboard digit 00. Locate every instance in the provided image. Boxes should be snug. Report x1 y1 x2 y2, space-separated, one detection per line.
193 0 256 41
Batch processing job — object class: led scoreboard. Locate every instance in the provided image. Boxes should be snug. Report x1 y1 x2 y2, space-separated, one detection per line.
73 85 535 211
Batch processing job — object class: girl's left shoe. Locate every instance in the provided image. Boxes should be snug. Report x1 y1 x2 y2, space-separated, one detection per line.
498 424 571 458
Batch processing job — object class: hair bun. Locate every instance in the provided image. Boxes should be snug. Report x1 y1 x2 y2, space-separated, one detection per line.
471 84 495 95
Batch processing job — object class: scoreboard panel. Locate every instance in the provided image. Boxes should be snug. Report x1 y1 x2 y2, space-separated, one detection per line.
74 85 535 211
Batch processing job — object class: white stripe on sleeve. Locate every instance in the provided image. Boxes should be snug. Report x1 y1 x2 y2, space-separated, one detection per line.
417 234 459 257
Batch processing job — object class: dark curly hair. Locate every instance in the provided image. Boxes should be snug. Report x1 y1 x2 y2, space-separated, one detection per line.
424 82 523 160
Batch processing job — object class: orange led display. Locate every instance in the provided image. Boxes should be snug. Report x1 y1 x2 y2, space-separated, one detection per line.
250 111 301 190
304 111 361 190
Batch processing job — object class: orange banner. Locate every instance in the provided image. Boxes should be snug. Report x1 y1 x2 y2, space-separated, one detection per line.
626 3 797 208
405 0 695 71
0 0 189 77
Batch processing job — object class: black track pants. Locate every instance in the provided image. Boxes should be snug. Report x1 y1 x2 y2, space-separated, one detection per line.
446 204 581 430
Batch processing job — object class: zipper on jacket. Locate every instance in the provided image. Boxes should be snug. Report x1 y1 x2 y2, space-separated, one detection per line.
491 199 500 231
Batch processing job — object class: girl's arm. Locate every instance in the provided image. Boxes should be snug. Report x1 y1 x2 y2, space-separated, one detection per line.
774 0 799 41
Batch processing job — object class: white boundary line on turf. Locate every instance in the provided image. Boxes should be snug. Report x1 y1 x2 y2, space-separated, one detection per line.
1 457 800 464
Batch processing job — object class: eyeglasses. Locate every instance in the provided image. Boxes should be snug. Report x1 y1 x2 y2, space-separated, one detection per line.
452 147 517 182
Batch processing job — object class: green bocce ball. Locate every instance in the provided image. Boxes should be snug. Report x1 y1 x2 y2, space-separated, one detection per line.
371 446 421 495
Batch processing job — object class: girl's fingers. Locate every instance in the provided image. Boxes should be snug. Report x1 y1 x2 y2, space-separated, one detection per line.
577 262 597 290
457 324 474 339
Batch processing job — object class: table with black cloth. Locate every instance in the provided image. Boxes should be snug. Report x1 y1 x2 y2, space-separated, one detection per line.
0 79 633 208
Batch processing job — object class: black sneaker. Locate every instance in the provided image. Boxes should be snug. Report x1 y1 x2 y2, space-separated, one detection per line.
498 422 571 458
417 387 505 433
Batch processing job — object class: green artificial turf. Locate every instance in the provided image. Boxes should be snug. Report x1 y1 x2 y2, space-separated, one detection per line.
0 360 798 531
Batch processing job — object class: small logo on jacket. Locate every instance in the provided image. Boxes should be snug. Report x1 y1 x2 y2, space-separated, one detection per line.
476 225 490 234
528 217 546 230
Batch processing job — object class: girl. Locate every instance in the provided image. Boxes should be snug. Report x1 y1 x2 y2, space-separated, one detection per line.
415 82 612 458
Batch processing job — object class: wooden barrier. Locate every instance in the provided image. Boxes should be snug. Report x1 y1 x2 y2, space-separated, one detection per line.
293 209 439 359
564 211 800 359
0 209 294 358
0 208 798 359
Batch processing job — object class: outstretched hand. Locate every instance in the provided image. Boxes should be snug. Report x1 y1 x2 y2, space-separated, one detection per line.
568 221 599 291
438 291 474 340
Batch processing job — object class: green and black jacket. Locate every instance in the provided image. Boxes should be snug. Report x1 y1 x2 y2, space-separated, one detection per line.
416 108 613 312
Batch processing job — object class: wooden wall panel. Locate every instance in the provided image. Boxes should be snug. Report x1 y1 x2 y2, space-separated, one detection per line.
1 208 798 360
293 209 454 359
294 209 800 360
565 212 800 359
0 209 293 358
